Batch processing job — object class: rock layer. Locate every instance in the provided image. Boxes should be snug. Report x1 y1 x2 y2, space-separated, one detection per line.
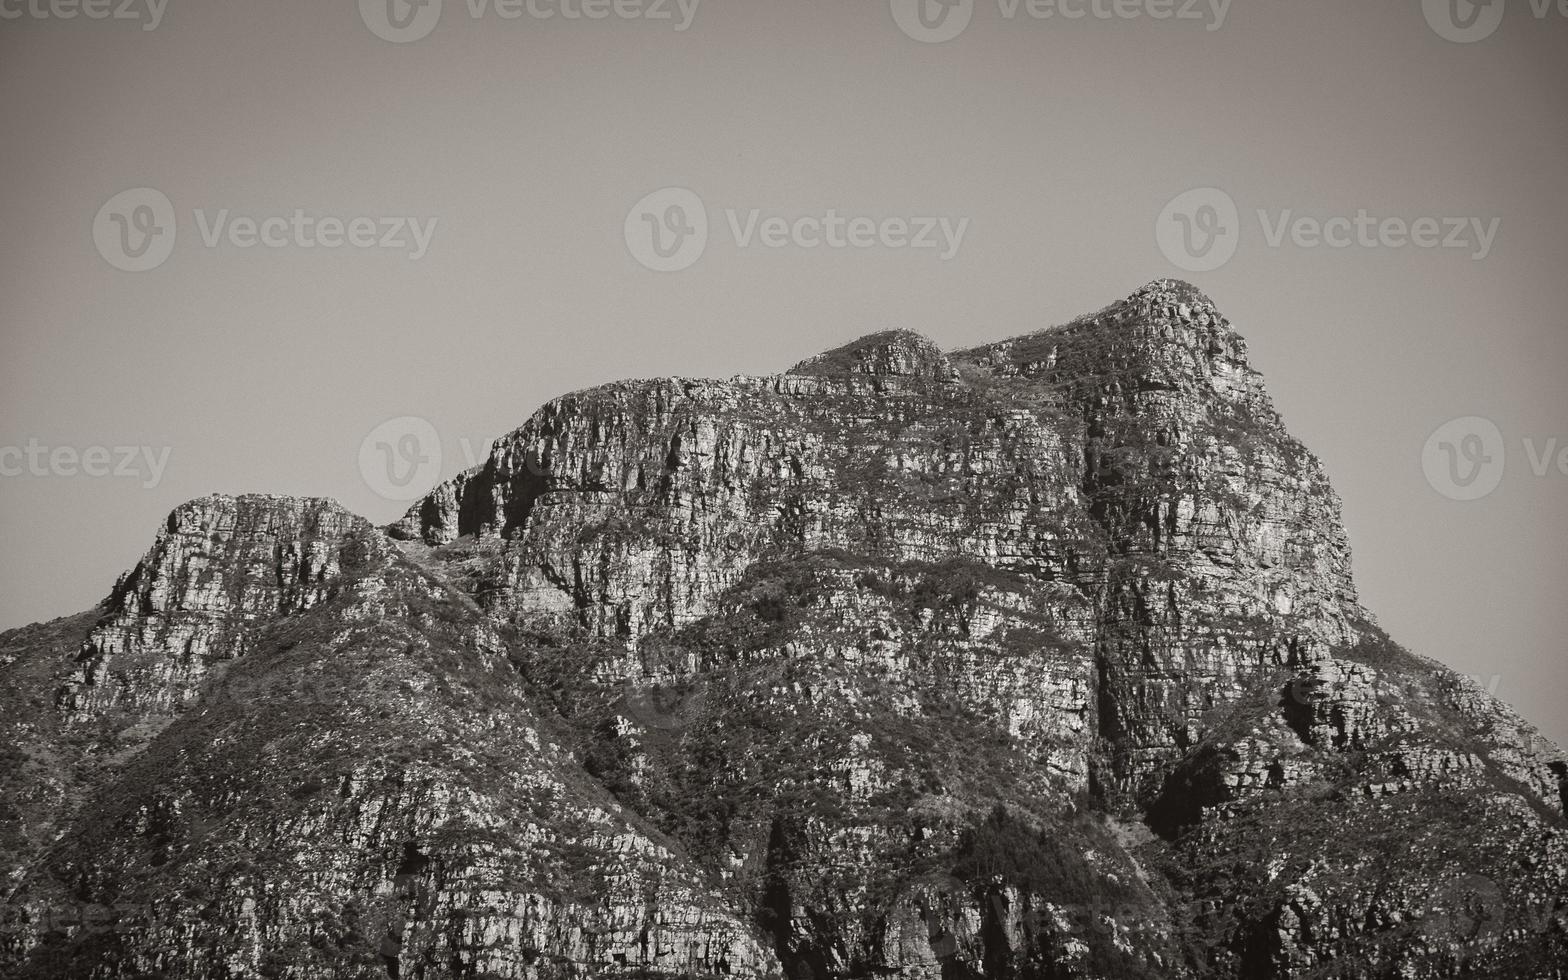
2 280 1564 979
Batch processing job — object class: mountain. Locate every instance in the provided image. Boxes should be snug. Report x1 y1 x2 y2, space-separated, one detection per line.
2 279 1564 979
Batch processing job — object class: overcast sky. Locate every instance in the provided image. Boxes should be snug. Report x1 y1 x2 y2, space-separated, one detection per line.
2 0 1564 743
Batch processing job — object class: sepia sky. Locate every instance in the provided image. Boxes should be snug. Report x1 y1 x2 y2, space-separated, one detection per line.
1 0 1564 743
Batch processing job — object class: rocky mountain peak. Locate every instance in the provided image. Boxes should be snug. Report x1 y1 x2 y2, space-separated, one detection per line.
1129 275 1220 307
3 284 1565 980
953 278 1250 396
787 328 957 381
58 492 380 725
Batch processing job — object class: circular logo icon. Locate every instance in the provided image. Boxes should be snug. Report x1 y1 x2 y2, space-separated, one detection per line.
360 0 443 43
1423 416 1505 501
621 681 700 731
94 187 177 272
624 187 708 272
359 416 442 501
889 0 974 43
1422 874 1505 943
622 640 703 731
1423 0 1505 43
1156 187 1239 274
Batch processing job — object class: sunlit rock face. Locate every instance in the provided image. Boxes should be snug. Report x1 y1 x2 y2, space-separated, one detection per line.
2 281 1564 980
393 279 1363 800
59 494 380 724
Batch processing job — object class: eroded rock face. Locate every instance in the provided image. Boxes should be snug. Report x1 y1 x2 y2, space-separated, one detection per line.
391 280 1363 802
2 280 1564 980
1284 659 1384 749
59 494 382 724
787 329 959 382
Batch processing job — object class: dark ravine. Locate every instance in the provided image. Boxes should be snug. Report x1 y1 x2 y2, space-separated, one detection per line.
2 279 1564 979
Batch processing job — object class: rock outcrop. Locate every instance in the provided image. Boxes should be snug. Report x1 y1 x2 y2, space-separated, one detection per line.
2 280 1563 979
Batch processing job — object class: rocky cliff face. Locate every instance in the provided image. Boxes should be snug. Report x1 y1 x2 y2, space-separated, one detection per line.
2 280 1564 979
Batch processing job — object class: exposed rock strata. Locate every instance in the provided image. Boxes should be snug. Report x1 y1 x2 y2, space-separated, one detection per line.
2 280 1563 979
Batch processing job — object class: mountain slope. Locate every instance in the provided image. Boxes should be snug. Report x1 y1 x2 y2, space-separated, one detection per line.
2 280 1563 979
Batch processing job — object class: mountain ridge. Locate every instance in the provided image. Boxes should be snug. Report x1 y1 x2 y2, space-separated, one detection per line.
2 279 1564 979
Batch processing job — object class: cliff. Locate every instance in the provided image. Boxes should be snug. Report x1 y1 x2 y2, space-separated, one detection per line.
2 280 1563 979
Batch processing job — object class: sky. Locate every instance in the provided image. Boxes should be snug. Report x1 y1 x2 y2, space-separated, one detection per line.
1 0 1564 744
